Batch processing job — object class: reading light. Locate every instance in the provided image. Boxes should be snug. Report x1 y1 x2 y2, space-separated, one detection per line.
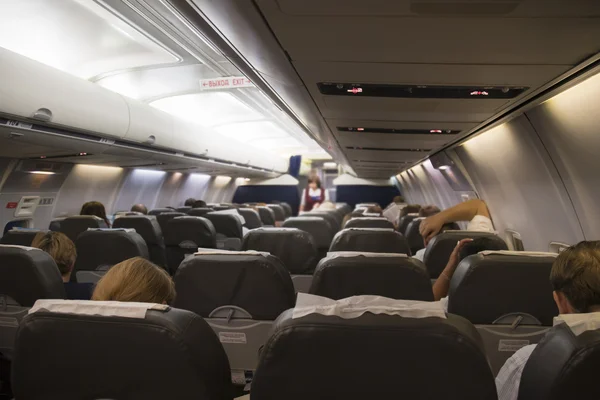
29 171 56 175
438 165 450 170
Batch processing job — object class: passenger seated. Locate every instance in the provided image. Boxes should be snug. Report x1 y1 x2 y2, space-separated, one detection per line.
80 201 111 228
130 203 148 215
92 257 175 304
414 199 493 261
366 205 383 215
314 201 336 211
193 199 207 208
31 232 93 300
383 195 406 223
184 198 196 207
495 241 600 400
342 210 367 228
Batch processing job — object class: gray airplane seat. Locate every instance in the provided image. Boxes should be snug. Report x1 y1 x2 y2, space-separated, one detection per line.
0 228 46 247
188 207 214 217
204 212 244 251
251 308 496 400
176 206 192 214
267 204 285 222
0 245 65 359
397 213 419 235
58 215 107 242
280 202 293 218
448 250 558 375
423 230 507 278
242 227 319 293
282 216 334 259
518 322 600 400
405 217 425 255
174 251 295 375
310 252 432 301
329 228 411 255
113 215 167 270
344 216 395 230
164 216 216 274
11 301 232 400
238 208 263 230
257 206 276 226
48 217 65 232
73 229 149 284
156 211 186 234
148 207 172 216
214 205 233 211
304 210 341 232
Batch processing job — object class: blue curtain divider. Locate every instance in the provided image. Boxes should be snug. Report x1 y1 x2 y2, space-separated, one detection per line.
232 185 301 216
335 185 400 209
288 155 302 178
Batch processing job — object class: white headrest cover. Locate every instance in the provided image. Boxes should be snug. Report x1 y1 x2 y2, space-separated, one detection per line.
87 228 136 233
362 213 382 217
353 217 388 221
254 227 299 232
29 300 168 319
0 244 39 251
326 251 408 259
293 293 446 320
479 250 558 258
194 249 270 257
343 228 395 232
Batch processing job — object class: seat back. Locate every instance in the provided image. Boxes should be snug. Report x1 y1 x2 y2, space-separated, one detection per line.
238 208 263 229
188 207 214 217
397 213 418 235
0 245 65 357
148 208 173 216
164 217 216 274
448 250 558 374
0 229 45 246
329 228 411 255
267 204 285 222
156 212 186 233
174 252 295 372
113 216 166 269
280 202 293 218
304 210 340 232
12 302 232 400
344 217 395 230
257 206 276 226
423 231 508 278
58 216 107 242
251 310 497 400
176 206 192 214
73 230 149 283
48 218 65 232
242 228 318 274
204 212 243 239
310 252 432 300
518 323 600 400
405 217 425 254
282 216 334 254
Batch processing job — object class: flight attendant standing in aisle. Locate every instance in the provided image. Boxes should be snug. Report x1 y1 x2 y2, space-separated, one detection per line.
299 175 329 212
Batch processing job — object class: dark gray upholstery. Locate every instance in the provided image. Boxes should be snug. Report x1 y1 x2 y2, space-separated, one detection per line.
113 216 167 269
164 216 216 274
174 253 295 320
251 310 496 400
188 207 214 217
257 207 276 226
58 216 107 242
448 252 557 325
156 212 186 234
405 218 425 255
267 205 285 222
176 206 192 214
12 306 233 400
329 228 411 255
518 323 600 400
344 217 395 230
48 218 65 232
238 208 263 229
304 211 341 232
423 231 508 278
310 253 432 301
204 213 243 239
242 228 318 274
397 213 418 235
282 216 334 251
280 203 293 218
0 229 45 247
148 208 173 216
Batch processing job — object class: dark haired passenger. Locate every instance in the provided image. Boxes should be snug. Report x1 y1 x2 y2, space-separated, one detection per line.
184 198 196 207
192 200 207 208
80 201 111 228
31 231 93 300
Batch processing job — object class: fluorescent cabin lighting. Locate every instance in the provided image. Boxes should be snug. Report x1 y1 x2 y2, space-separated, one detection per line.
438 165 450 170
29 171 56 175
323 162 337 169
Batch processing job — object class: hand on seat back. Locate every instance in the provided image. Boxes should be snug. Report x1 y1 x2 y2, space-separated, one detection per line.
420 213 446 245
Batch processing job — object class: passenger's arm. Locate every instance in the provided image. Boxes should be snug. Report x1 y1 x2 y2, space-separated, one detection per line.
432 238 473 301
420 199 490 245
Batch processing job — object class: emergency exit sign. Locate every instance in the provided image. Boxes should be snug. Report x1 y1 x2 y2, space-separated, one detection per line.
199 76 254 90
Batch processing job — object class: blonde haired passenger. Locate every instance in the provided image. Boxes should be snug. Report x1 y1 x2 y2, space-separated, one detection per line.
92 257 176 304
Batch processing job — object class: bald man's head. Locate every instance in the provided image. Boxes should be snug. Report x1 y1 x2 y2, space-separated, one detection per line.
131 204 148 215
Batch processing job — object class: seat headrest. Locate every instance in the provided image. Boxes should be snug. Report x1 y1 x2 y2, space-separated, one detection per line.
267 204 285 221
176 206 192 213
257 206 276 225
12 303 232 400
242 228 318 274
329 228 411 255
282 217 334 248
187 207 214 217
0 229 46 246
59 215 108 242
174 252 295 320
344 217 394 230
519 323 600 400
448 251 557 325
113 215 163 244
423 231 508 278
73 230 149 272
0 245 65 306
397 213 418 235
204 212 243 239
163 216 216 248
251 309 495 400
148 208 173 216
280 202 293 218
237 208 263 229
310 253 432 301
303 211 341 231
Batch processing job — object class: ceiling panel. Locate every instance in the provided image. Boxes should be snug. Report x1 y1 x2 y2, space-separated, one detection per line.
334 132 454 149
345 149 428 163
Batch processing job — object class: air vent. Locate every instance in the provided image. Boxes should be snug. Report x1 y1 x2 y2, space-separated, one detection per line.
347 147 431 152
318 83 527 99
339 127 459 135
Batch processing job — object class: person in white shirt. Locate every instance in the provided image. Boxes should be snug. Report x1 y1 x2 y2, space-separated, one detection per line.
413 199 494 262
495 240 600 400
299 176 329 212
